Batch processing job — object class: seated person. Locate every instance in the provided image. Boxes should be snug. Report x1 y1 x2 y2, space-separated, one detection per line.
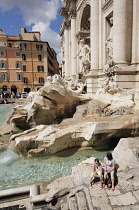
90 158 103 189
104 153 115 191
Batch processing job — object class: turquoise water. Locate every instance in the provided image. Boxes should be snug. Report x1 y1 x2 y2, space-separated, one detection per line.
0 104 15 124
0 104 111 190
0 147 110 190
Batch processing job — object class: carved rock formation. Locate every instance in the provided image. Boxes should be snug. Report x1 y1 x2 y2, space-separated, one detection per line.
10 98 139 157
0 75 86 134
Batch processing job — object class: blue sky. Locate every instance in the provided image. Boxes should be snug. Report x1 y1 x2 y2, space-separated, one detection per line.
0 0 63 61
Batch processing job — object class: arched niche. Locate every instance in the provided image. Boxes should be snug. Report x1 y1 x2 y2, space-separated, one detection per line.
2 85 8 92
11 85 17 94
78 4 90 46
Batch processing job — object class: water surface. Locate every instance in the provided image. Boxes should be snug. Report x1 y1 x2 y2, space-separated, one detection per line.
0 104 111 191
0 104 15 124
0 147 111 190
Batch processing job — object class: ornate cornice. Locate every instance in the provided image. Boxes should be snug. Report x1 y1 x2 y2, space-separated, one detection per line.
68 9 76 19
59 7 68 17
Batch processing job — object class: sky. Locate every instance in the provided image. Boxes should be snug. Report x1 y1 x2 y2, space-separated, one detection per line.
0 0 63 62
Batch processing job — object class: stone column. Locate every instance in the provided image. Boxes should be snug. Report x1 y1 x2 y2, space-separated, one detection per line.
64 21 70 78
131 0 139 66
30 185 40 197
86 0 99 94
90 0 99 71
70 14 77 76
113 0 133 66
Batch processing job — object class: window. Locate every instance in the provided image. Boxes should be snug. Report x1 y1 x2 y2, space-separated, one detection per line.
1 73 8 82
16 52 20 57
38 54 42 61
22 65 27 72
48 58 53 66
16 61 21 69
0 41 4 46
8 43 12 47
22 54 26 61
15 43 20 48
36 44 43 51
23 77 28 84
2 85 7 92
20 43 26 50
0 51 4 56
48 67 54 75
0 60 6 69
37 65 44 72
17 73 22 81
39 77 44 83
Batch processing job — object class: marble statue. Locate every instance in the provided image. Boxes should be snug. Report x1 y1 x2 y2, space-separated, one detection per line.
75 39 90 74
105 17 113 60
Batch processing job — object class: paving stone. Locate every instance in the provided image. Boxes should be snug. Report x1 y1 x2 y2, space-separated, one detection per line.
90 183 112 210
106 188 121 196
109 192 137 206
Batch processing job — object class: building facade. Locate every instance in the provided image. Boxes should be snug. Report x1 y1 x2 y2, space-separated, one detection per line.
0 27 59 96
60 0 138 94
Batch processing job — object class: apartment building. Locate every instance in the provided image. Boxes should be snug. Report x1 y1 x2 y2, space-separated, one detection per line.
0 27 59 96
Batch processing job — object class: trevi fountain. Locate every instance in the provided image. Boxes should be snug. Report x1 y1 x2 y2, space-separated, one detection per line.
0 0 139 209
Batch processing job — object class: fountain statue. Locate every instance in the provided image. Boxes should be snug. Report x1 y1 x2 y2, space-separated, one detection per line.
75 39 90 75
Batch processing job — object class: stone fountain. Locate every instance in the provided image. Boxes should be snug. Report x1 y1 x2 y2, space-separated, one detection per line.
1 73 139 157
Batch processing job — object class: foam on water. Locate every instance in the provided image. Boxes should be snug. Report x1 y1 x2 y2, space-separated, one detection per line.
0 149 19 166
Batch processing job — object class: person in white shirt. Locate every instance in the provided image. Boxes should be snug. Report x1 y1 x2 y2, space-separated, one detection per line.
104 153 115 191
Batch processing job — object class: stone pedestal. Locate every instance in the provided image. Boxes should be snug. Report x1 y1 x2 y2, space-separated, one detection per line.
86 71 100 94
